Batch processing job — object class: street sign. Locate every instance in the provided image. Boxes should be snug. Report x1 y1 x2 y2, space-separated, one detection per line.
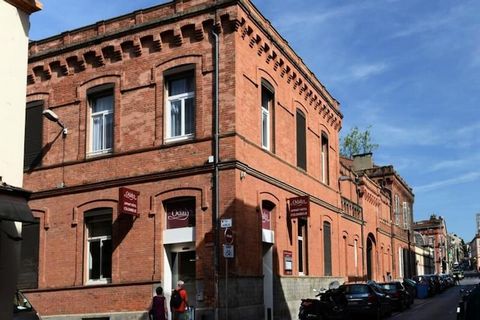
224 228 234 244
223 244 234 258
221 218 232 228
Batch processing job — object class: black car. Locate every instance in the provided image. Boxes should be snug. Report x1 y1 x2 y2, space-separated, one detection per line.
402 278 416 304
340 283 392 320
378 281 410 311
13 290 42 320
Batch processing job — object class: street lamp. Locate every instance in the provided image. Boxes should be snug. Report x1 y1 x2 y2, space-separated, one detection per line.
42 109 67 136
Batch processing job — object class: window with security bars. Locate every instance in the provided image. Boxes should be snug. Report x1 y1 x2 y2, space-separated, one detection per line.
165 71 195 142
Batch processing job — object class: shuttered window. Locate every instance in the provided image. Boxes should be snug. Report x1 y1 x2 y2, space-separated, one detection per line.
296 110 306 170
24 101 44 170
324 221 332 276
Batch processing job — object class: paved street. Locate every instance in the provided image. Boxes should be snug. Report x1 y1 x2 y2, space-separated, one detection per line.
390 277 480 320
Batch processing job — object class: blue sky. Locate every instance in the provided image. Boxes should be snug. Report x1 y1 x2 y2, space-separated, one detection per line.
30 0 480 242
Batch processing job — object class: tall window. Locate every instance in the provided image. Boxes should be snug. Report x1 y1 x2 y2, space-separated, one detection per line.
321 133 329 185
354 239 358 272
261 83 274 150
402 201 408 229
394 195 400 225
165 71 195 142
24 100 44 170
323 221 332 276
296 110 307 170
85 209 112 284
89 88 114 155
297 219 308 274
18 219 40 289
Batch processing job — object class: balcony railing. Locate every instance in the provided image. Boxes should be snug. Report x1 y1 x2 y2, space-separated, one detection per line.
341 197 362 220
392 224 409 240
378 218 392 235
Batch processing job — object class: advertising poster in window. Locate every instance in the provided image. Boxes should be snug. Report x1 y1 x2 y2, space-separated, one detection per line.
284 250 293 275
262 208 271 230
166 200 195 229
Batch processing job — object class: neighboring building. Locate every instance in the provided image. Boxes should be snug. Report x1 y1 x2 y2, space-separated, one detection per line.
414 215 449 274
342 153 416 280
448 233 464 270
470 235 480 272
476 213 480 234
413 231 434 275
0 0 42 319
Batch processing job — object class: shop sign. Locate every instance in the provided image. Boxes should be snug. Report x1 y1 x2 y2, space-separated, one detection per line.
262 208 271 229
119 187 140 216
289 196 310 218
166 201 194 229
284 250 293 275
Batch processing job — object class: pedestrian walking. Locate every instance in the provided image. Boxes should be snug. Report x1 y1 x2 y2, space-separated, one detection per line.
171 280 189 320
149 286 168 320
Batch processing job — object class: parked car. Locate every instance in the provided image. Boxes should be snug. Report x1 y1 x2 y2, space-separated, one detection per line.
378 281 410 311
13 290 42 320
402 278 416 305
340 283 392 320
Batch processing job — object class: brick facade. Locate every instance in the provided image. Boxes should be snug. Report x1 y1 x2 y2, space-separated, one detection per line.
23 1 413 319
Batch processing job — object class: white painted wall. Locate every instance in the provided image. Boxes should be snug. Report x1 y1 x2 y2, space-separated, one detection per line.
0 0 30 188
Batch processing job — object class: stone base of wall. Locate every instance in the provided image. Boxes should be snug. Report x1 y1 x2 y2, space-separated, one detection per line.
273 276 346 320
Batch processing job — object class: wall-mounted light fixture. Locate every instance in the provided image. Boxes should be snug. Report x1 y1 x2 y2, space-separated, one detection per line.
42 109 67 136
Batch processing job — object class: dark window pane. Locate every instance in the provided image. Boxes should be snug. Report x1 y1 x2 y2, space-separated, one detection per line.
324 222 332 276
24 101 44 170
296 110 306 170
102 239 112 279
17 219 40 289
89 241 101 280
185 97 195 135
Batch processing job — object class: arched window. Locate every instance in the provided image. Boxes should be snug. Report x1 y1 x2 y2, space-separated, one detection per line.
321 132 329 185
296 109 306 170
164 197 195 229
323 221 332 276
261 80 274 151
84 208 112 284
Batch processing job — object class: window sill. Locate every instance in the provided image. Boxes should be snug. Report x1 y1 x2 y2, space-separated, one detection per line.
86 278 111 286
164 134 194 144
87 149 113 158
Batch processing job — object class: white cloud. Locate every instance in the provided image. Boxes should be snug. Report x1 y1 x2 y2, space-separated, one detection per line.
414 172 480 193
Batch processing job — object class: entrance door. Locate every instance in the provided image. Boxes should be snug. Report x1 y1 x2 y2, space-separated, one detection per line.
171 251 196 302
263 243 273 320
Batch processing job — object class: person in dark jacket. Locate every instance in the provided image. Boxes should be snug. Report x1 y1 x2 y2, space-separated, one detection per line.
149 286 168 320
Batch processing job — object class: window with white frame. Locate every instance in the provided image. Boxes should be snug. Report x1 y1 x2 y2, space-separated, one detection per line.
85 209 112 284
88 88 114 156
165 70 195 142
297 218 308 274
261 84 273 150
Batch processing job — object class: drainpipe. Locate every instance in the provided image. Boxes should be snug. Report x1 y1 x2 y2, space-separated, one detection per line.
212 26 220 320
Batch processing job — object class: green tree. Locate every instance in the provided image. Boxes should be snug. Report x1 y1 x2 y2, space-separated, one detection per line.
340 125 379 158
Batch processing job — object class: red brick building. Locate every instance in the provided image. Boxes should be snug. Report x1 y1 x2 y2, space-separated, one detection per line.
414 215 449 274
22 1 413 319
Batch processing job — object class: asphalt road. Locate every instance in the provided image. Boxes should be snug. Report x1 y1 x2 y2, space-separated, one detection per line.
390 277 480 320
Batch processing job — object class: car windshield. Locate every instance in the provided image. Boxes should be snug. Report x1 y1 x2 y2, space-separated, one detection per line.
13 291 33 312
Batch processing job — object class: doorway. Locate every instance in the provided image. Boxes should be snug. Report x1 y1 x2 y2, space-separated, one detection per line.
165 244 196 309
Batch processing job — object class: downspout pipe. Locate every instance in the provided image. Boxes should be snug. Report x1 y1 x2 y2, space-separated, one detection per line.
212 27 220 320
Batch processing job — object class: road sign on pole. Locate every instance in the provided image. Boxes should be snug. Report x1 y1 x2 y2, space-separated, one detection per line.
224 228 234 244
223 244 234 258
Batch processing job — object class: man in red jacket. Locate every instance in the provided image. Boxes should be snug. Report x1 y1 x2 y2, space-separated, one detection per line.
172 280 188 320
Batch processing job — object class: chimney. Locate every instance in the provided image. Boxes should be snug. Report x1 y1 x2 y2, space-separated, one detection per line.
353 153 373 171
